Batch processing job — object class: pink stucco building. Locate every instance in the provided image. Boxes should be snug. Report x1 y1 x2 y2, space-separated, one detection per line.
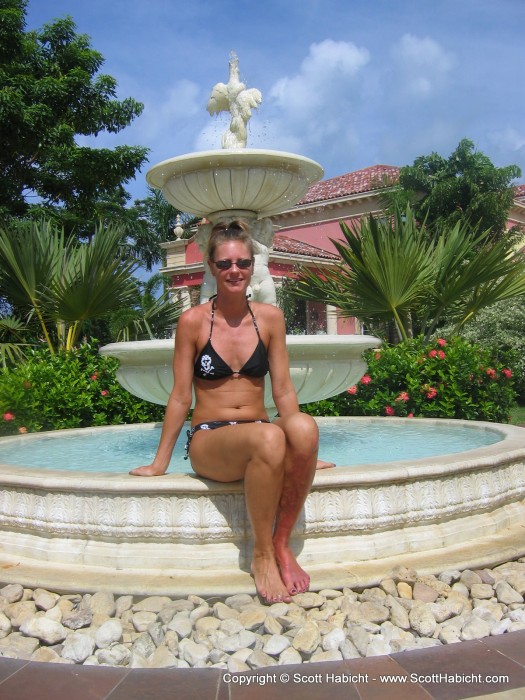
162 165 525 335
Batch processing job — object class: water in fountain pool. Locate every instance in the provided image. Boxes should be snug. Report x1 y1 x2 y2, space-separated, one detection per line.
0 420 502 474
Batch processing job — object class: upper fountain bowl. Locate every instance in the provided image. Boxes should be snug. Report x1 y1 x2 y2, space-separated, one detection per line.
146 149 324 222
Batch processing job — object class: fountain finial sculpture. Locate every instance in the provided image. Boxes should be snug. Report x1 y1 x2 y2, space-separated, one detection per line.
207 51 262 149
202 53 275 303
149 53 307 304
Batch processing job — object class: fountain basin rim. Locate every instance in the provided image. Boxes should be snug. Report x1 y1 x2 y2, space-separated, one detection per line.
146 148 324 186
99 335 382 362
1 416 524 595
1 417 523 493
146 149 324 218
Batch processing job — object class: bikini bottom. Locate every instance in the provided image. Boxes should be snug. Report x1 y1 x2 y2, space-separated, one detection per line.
184 419 270 460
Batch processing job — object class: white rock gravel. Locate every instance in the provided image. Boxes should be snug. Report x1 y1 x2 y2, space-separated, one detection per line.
0 559 524 668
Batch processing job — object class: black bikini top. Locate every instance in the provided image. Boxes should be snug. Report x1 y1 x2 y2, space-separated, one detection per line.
193 298 270 380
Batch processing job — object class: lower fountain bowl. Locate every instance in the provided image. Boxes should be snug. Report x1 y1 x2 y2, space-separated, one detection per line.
0 417 524 596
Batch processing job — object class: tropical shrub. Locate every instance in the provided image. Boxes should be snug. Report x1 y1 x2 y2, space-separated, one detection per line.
450 299 525 402
293 206 525 343
302 336 517 423
0 343 165 436
0 219 138 352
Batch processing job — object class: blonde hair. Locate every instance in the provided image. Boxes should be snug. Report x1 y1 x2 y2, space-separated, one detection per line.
206 219 254 261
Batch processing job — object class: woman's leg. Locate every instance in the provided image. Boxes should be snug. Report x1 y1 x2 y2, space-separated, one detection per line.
272 413 319 595
189 422 292 603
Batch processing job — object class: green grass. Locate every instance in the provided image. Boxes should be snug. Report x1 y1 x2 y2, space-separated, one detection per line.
510 403 525 425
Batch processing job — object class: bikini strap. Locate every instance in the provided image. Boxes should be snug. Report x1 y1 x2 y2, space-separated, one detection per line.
210 296 260 339
246 300 262 339
209 297 216 339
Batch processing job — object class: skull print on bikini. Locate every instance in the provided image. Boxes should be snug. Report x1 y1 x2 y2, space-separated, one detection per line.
193 298 270 380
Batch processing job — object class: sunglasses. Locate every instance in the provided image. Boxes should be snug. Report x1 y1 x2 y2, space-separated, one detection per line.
212 258 253 270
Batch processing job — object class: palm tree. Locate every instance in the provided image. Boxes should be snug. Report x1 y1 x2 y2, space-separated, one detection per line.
129 187 197 269
108 273 181 341
0 316 27 368
293 206 525 342
0 219 139 352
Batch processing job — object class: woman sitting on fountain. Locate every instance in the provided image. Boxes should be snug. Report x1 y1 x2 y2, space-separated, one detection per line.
130 220 320 603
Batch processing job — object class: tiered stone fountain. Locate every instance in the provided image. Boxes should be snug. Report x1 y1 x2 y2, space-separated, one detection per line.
0 55 524 596
102 52 379 413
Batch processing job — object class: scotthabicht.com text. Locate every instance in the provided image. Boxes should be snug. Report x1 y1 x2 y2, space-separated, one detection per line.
222 671 510 686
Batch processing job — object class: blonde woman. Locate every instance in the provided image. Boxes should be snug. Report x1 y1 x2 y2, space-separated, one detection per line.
131 220 320 603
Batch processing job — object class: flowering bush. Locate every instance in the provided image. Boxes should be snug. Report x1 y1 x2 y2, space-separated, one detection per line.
0 343 165 436
444 299 525 402
302 336 517 422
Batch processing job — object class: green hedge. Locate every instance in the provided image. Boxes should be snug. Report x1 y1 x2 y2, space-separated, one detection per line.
0 343 165 436
302 336 517 423
2 336 518 436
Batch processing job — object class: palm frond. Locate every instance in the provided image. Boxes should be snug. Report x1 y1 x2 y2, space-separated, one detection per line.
294 204 525 343
295 207 436 340
0 316 28 367
0 219 67 351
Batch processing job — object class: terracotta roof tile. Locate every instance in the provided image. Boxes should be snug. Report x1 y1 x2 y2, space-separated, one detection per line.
298 165 400 205
272 234 340 260
298 166 525 207
514 184 525 201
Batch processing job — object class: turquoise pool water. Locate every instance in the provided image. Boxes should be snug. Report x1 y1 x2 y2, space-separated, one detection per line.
0 421 502 474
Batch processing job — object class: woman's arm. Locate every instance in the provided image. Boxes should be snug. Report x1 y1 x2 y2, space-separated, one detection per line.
129 310 197 475
265 306 300 418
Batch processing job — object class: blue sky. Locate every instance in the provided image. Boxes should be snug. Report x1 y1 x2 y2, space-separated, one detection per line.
26 0 525 202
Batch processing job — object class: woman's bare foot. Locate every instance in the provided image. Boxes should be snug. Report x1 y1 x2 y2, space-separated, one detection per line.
129 464 167 476
274 542 310 595
251 550 291 604
316 459 335 470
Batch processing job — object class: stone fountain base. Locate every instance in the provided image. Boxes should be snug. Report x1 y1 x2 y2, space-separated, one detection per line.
0 418 524 596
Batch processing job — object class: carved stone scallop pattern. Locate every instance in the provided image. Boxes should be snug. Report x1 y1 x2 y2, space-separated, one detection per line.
303 461 525 535
0 487 248 541
0 460 524 543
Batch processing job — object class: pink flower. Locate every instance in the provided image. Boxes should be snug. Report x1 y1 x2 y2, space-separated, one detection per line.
385 406 395 416
426 388 437 400
347 385 358 395
395 391 410 402
407 413 414 418
486 368 496 380
437 350 446 359
374 352 382 360
90 374 98 381
18 426 28 434
428 349 437 358
360 375 372 385
437 338 447 347
502 368 513 379
100 390 109 396
2 412 15 422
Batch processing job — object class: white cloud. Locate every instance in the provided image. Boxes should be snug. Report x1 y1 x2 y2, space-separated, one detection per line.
390 34 455 99
270 39 369 113
488 127 525 154
249 39 370 158
486 127 525 170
